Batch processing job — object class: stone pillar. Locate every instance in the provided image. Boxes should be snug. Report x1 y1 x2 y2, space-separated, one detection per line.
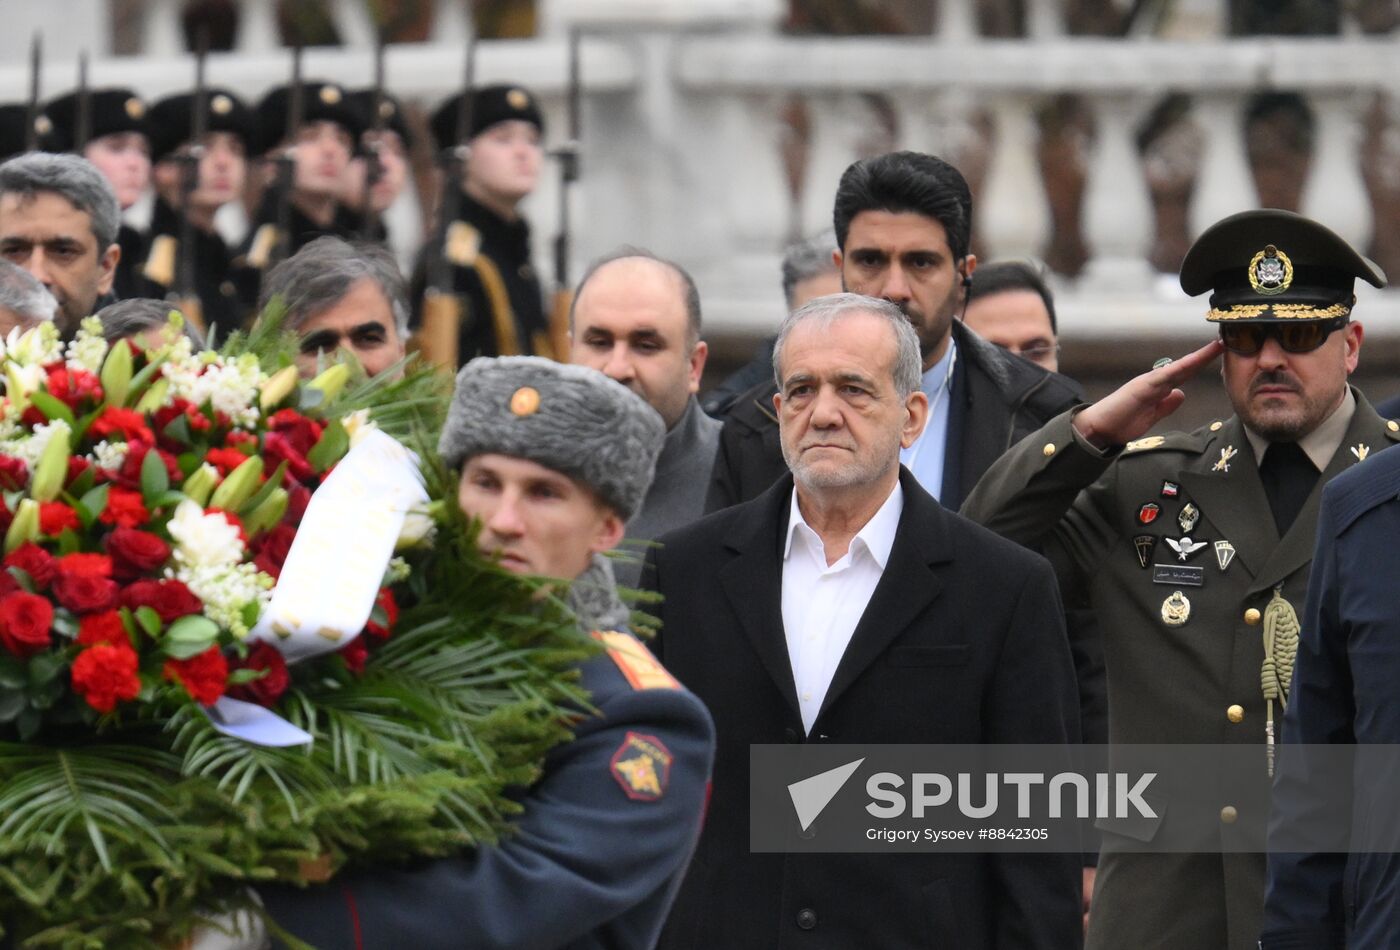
1081 93 1154 288
236 0 281 53
1188 95 1257 239
980 95 1051 260
1301 92 1372 251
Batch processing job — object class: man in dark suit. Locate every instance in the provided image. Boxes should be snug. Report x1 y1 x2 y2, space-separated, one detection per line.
704 150 1082 515
1263 435 1400 948
645 293 1082 949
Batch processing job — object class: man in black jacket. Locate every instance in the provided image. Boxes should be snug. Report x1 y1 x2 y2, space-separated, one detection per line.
704 151 1082 515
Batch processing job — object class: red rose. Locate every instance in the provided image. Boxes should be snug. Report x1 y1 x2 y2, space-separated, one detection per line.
52 572 118 614
152 399 210 450
0 572 18 599
284 483 312 525
39 502 80 536
89 407 154 445
77 609 129 647
226 430 258 450
113 442 180 490
250 522 296 578
71 642 141 713
5 544 55 589
164 646 229 705
105 528 170 580
229 642 289 707
56 553 113 577
44 365 103 409
0 591 54 657
205 447 253 476
99 487 150 529
0 455 28 491
263 431 315 483
338 635 369 676
268 410 323 454
121 578 203 623
365 588 398 642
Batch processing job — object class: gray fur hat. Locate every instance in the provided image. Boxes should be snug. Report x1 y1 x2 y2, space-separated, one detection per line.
439 356 665 520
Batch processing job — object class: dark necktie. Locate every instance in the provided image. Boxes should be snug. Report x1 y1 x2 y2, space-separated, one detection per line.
1258 441 1319 536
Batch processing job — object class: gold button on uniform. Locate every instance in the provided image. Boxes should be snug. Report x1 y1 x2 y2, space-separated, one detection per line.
1042 443 1056 457
1210 421 1223 432
1389 420 1399 433
1244 608 1261 625
1227 704 1244 723
1220 805 1238 824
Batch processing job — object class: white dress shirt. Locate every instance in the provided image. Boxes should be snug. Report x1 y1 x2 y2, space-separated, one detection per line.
780 481 904 734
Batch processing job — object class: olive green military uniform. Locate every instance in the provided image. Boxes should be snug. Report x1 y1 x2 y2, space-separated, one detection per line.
963 395 1400 948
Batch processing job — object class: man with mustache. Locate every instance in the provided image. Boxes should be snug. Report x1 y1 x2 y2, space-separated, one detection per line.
961 209 1394 950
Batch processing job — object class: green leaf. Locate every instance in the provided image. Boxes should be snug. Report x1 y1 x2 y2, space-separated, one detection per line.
307 419 349 473
162 615 219 659
75 483 110 529
56 528 81 556
135 606 163 638
161 412 193 448
28 391 76 431
238 460 289 517
67 460 96 496
50 609 78 640
140 444 170 501
27 652 65 687
0 656 26 688
151 489 188 509
0 688 25 722
126 349 170 398
6 565 34 595
227 668 265 685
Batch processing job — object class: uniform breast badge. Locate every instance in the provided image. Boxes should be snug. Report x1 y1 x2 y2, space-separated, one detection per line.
1133 535 1158 569
1214 540 1236 572
610 731 673 802
1161 591 1191 627
1164 536 1208 562
1351 443 1370 462
1161 481 1180 498
1213 445 1237 473
1138 503 1161 525
1177 502 1201 534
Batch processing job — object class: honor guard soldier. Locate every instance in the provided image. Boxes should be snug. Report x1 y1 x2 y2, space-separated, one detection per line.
411 84 551 365
337 89 412 244
234 80 363 279
43 88 152 301
258 357 715 950
962 209 1393 950
140 88 255 336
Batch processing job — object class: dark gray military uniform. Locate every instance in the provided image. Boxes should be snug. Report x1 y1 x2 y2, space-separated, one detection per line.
261 629 715 950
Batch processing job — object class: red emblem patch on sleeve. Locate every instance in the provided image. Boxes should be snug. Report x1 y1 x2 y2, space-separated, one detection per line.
610 731 674 802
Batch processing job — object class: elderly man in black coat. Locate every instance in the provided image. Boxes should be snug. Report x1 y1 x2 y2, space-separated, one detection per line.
645 293 1082 949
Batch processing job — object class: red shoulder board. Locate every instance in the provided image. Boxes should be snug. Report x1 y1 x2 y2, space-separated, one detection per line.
592 630 679 691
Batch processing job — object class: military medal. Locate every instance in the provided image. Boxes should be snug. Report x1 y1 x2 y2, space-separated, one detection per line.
1161 591 1191 627
1213 445 1237 473
1164 536 1208 562
1133 535 1157 569
1214 540 1236 572
1352 443 1370 462
1177 502 1200 534
1138 503 1161 525
1160 481 1180 498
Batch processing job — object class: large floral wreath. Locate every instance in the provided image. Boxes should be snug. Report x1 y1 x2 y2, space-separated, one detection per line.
0 317 596 948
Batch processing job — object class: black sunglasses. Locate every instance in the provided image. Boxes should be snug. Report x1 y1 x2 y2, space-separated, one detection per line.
1218 316 1349 356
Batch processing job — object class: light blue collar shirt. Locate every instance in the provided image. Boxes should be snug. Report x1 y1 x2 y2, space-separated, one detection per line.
899 337 958 500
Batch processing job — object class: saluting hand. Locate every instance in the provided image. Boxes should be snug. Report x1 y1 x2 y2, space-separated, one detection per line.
1072 340 1223 450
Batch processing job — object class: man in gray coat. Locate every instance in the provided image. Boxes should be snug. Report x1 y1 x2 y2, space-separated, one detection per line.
570 249 721 586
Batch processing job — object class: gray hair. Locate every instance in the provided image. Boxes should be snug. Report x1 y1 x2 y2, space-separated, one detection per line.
96 298 207 349
570 246 703 348
258 237 409 338
0 152 121 250
772 293 922 399
780 229 839 307
0 259 57 323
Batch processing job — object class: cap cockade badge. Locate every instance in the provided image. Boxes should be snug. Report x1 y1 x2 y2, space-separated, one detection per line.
509 386 540 416
1249 244 1293 296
